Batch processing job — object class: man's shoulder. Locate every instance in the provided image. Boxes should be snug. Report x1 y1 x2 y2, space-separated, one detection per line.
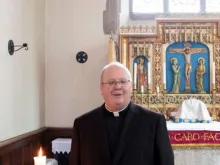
132 103 163 119
74 105 103 122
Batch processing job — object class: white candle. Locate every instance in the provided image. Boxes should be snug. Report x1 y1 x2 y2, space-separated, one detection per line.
163 63 166 84
148 62 151 84
141 85 144 93
134 63 137 85
34 147 46 165
213 62 215 84
156 86 159 93
156 86 159 97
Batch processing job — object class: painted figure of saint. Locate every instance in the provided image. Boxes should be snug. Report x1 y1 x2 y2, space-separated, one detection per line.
137 57 147 92
171 58 180 93
196 58 206 93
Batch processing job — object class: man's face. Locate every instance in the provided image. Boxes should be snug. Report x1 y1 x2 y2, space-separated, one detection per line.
100 66 132 111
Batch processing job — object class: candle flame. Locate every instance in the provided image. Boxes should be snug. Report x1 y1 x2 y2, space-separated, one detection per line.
38 147 43 157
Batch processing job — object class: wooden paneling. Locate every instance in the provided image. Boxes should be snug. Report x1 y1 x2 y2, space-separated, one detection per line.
31 141 40 165
0 127 72 165
0 128 46 165
22 145 31 165
1 154 11 165
11 148 22 165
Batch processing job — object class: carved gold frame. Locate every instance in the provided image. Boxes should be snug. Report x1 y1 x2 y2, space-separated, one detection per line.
119 20 220 121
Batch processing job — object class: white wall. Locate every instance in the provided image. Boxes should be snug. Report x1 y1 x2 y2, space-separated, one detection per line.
0 0 45 141
45 0 109 127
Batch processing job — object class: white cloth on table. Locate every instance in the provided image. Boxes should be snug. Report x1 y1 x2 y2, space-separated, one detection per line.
52 138 72 154
174 99 211 123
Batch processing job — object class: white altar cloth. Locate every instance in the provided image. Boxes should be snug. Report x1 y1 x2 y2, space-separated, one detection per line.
174 99 211 123
52 138 72 154
167 121 220 131
167 121 220 165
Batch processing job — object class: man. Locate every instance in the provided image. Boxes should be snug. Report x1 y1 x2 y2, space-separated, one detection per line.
70 62 174 165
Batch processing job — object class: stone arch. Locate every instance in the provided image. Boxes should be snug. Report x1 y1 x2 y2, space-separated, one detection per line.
103 0 121 35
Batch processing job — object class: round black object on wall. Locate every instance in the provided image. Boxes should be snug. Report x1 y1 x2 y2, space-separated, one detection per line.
76 51 88 63
8 40 15 55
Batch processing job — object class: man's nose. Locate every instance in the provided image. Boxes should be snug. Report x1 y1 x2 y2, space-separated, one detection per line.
114 81 122 88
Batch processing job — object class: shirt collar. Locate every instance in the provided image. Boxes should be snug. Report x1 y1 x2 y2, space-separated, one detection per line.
104 103 129 117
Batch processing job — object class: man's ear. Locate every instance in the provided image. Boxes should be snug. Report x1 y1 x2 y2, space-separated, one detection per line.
100 84 103 95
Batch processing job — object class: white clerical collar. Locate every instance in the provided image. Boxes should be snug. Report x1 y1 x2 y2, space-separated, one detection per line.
105 104 128 117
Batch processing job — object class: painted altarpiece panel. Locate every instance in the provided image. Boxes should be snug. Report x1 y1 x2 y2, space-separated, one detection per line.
119 20 220 121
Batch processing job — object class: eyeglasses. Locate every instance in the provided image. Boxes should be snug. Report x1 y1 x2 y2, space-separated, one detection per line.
101 79 131 87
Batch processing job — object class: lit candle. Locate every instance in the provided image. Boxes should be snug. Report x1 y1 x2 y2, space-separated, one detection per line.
148 62 151 84
213 61 215 84
141 85 144 93
134 63 137 87
34 147 46 165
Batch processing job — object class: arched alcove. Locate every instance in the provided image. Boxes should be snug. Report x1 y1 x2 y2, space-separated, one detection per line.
166 42 210 94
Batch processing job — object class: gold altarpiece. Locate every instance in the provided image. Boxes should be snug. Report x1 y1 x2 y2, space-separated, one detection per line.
119 20 220 121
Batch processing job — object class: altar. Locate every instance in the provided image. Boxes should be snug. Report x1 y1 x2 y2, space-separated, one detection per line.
168 121 220 165
167 121 220 147
173 148 220 165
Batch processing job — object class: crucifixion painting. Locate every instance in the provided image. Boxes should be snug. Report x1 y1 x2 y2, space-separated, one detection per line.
169 42 207 93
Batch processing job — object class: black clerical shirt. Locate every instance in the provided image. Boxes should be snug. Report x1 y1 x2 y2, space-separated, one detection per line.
103 103 130 162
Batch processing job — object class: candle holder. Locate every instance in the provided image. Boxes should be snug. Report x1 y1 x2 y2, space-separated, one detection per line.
162 84 167 94
147 84 152 108
212 83 217 121
133 89 137 104
156 91 160 110
147 89 150 108
133 83 137 91
212 83 216 94
156 85 160 97
162 83 167 113
147 84 152 94
141 91 144 106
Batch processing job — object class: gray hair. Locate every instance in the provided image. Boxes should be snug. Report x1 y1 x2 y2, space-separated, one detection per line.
100 62 132 83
